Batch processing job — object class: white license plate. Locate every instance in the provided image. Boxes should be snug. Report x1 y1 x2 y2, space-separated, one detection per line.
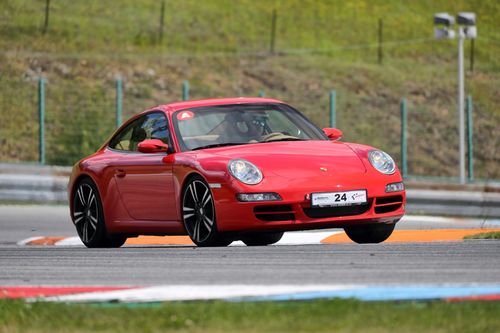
311 190 367 207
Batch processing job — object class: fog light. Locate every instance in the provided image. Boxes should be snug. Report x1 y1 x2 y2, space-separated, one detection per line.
237 193 282 202
385 182 405 193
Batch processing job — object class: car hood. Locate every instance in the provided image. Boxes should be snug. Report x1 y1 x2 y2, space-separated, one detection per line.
206 140 367 178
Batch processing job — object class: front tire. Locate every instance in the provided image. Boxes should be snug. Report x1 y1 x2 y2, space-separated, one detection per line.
344 223 395 244
72 178 127 248
241 232 284 246
182 175 232 247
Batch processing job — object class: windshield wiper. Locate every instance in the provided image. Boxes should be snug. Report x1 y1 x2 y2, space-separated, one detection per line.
259 137 304 143
191 142 246 151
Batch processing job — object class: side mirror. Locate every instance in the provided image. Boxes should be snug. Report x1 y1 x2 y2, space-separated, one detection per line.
323 128 343 141
137 139 169 153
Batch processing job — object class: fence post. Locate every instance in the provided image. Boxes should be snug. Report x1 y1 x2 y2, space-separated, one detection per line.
466 95 474 182
470 39 475 72
378 18 383 65
400 98 408 179
158 0 165 43
42 0 50 34
115 77 123 128
270 9 277 54
182 80 190 101
258 90 265 97
329 90 336 128
38 77 46 165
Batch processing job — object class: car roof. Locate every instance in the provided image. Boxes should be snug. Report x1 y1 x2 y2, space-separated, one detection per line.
148 97 285 114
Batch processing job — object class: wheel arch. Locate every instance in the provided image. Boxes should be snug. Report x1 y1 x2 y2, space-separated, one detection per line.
179 171 209 212
69 173 101 216
180 171 209 194
179 170 231 246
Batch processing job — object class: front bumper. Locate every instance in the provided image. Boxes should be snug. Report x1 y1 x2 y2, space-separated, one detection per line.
214 183 406 232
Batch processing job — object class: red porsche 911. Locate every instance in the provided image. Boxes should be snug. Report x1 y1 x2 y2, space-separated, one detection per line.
68 97 405 247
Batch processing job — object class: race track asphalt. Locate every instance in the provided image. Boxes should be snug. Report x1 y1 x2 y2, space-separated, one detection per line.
1 242 499 286
1 205 499 287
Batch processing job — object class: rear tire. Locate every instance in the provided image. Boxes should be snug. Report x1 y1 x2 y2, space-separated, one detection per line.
182 175 232 247
241 232 284 246
72 178 127 248
344 224 395 244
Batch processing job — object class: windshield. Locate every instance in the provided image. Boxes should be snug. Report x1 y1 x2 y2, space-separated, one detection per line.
172 103 327 151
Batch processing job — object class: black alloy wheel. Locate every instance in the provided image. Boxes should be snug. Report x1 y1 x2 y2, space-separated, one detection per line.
72 178 126 248
182 176 232 247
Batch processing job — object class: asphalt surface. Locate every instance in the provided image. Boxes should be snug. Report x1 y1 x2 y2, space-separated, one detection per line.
1 205 499 286
2 242 500 286
0 205 74 244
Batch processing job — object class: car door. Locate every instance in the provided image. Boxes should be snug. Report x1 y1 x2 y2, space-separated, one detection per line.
108 111 177 221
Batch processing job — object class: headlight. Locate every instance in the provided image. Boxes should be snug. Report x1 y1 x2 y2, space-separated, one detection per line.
228 159 263 185
368 150 396 175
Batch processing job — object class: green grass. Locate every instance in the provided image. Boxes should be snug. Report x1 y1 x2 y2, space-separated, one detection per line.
1 299 499 333
0 1 499 179
464 231 500 240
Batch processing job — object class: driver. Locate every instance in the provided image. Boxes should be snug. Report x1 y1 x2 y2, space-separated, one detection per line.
224 112 267 142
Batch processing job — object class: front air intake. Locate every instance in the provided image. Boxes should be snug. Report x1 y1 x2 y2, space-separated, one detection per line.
303 203 370 218
254 205 295 221
374 195 403 214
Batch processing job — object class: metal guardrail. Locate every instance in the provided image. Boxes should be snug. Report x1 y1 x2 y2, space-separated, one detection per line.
406 189 500 218
0 163 70 203
1 163 499 218
0 174 67 202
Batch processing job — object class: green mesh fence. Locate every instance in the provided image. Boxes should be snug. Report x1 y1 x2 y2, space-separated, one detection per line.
44 80 116 166
0 77 38 163
0 76 498 182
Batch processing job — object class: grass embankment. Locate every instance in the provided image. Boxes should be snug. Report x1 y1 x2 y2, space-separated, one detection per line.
1 299 499 333
464 231 500 240
0 1 499 178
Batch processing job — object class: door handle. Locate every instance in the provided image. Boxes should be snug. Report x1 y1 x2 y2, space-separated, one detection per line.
116 169 126 178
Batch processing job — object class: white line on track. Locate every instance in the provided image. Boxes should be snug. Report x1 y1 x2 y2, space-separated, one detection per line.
43 285 357 303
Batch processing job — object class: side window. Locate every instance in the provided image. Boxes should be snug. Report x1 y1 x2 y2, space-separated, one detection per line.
109 112 171 152
143 113 169 143
108 120 138 151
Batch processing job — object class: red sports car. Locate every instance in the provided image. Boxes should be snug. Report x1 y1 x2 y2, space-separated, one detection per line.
68 97 405 247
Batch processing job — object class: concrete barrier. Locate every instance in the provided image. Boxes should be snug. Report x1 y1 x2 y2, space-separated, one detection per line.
1 163 499 217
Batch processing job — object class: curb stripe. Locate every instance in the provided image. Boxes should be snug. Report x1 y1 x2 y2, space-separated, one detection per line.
43 285 353 303
238 285 500 302
25 232 343 247
126 236 193 246
0 286 133 299
321 228 500 243
447 294 500 302
3 285 499 303
16 236 44 246
28 237 67 246
22 229 500 247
